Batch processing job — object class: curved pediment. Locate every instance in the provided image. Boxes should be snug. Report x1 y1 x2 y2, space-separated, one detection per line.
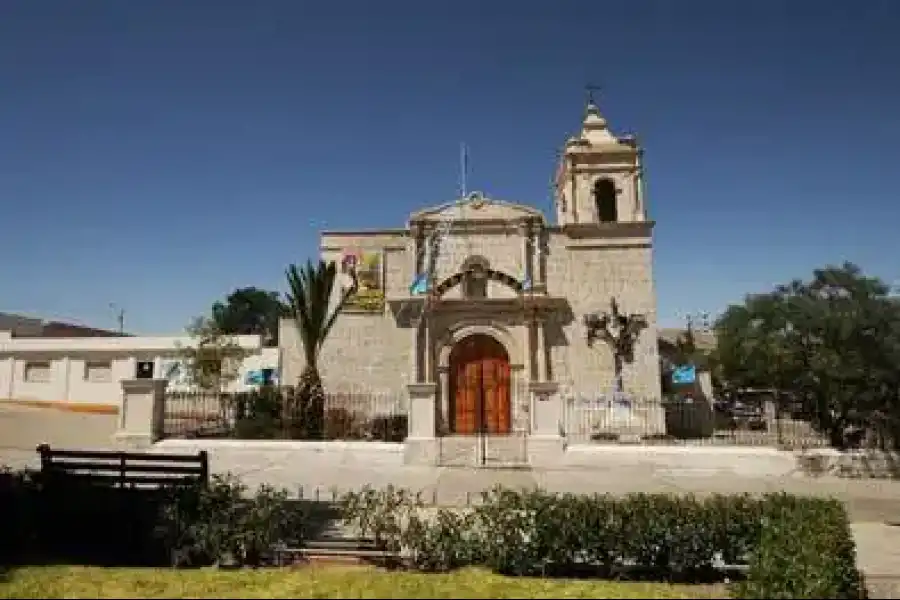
434 267 523 297
409 192 545 224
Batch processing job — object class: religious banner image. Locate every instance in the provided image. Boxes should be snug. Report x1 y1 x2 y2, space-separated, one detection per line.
341 249 385 311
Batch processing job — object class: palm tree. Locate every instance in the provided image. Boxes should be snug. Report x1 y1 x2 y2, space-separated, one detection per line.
285 259 358 438
584 297 648 394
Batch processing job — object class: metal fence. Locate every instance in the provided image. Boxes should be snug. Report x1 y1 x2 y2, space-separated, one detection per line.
564 394 830 449
163 385 408 442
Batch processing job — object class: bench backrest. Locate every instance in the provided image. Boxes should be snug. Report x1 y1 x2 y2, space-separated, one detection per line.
36 444 208 489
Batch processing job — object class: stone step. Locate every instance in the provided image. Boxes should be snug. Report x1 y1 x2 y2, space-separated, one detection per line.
438 435 529 467
277 536 398 568
306 537 378 551
483 436 528 466
438 436 479 467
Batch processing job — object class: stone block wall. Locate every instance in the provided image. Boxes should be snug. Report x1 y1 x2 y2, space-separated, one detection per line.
545 231 661 401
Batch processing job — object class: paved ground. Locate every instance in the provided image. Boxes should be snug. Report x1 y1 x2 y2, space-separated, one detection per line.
868 576 900 599
1 403 899 585
0 404 117 469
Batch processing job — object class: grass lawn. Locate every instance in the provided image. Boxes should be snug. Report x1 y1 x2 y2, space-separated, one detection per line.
0 565 725 599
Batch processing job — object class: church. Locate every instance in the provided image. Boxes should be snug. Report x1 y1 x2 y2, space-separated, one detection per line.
280 102 665 466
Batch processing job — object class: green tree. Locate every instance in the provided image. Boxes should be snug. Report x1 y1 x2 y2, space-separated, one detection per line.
584 297 648 394
285 260 357 439
715 262 900 448
210 287 287 347
176 316 250 393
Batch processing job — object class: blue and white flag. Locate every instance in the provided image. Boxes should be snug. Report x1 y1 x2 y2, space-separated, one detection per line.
409 273 428 295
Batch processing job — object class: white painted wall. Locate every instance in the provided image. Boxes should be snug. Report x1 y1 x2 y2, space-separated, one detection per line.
0 331 278 408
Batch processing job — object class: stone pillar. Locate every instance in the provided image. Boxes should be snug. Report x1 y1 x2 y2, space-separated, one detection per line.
570 159 579 224
533 225 545 287
423 316 433 383
535 318 548 382
409 222 426 385
438 367 450 435
114 378 168 450
411 221 424 276
526 318 536 382
530 381 561 436
405 382 439 465
411 316 423 383
519 220 532 286
636 150 646 220
528 381 564 467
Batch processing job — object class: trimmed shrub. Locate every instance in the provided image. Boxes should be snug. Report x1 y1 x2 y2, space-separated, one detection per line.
158 474 306 567
404 509 485 572
732 493 867 599
473 489 762 578
338 484 423 553
339 485 864 590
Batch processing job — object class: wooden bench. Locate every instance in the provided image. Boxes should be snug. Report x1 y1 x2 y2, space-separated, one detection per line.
36 444 208 489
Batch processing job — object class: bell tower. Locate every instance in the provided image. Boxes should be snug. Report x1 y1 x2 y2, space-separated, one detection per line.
554 101 647 226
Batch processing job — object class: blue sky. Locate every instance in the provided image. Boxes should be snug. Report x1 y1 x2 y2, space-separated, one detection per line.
2 1 899 334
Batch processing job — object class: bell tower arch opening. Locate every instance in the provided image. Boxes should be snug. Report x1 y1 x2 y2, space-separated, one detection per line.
593 178 618 223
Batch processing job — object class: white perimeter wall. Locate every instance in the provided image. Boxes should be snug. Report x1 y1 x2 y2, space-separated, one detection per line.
0 331 279 409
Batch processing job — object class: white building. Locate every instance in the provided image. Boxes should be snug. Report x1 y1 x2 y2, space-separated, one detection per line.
0 329 279 412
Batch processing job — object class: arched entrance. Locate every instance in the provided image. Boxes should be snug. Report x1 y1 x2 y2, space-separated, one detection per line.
448 334 512 435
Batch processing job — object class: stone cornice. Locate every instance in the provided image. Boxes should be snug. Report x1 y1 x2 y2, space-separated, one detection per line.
558 220 655 239
320 228 408 237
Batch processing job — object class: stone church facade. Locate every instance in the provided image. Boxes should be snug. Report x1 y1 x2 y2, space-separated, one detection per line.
280 103 664 466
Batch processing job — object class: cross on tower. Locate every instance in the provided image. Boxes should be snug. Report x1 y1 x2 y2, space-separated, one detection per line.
585 83 602 106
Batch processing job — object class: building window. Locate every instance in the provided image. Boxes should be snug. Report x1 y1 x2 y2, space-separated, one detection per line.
594 178 618 223
84 361 113 383
24 361 51 383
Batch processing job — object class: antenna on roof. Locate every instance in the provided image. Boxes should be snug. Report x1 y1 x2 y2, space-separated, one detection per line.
109 303 125 334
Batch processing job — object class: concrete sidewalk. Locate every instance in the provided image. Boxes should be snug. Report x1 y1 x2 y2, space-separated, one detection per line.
855 522 900 597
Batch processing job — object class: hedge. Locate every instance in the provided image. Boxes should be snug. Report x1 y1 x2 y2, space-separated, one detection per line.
339 485 867 598
732 494 867 598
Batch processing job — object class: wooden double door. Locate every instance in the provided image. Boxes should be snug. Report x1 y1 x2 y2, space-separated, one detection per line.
449 334 512 435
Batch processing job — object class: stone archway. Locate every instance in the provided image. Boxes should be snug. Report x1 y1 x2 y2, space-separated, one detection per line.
448 334 512 435
437 323 521 371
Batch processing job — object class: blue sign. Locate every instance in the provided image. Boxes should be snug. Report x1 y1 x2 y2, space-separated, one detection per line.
244 368 278 386
671 365 697 385
408 273 428 295
244 370 265 385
